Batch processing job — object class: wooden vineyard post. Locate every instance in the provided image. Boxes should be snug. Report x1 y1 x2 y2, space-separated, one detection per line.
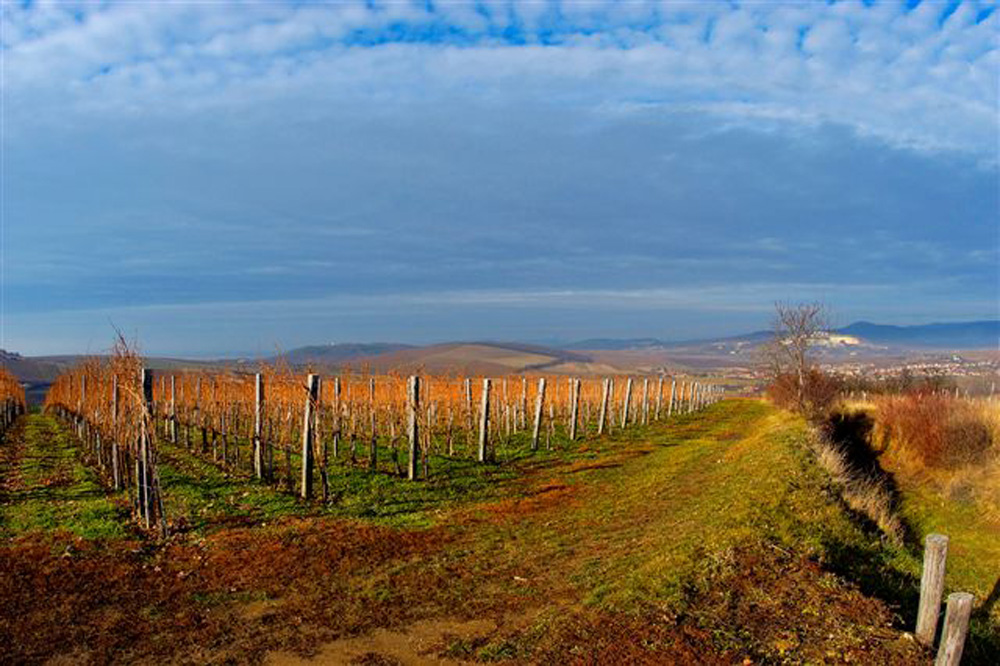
916 533 949 645
520 377 528 430
667 379 676 418
253 373 264 480
111 374 120 490
464 378 473 439
641 378 649 425
332 377 341 459
169 375 177 444
621 377 633 428
300 374 319 499
408 376 420 480
569 378 581 440
478 378 491 463
369 377 378 471
531 377 546 451
598 378 610 435
139 368 154 529
935 592 973 666
655 376 663 420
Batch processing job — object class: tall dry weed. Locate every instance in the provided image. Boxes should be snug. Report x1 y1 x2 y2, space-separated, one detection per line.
874 393 994 469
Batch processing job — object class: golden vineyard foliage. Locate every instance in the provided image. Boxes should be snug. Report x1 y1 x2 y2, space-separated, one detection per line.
0 367 26 434
43 340 720 521
0 367 26 407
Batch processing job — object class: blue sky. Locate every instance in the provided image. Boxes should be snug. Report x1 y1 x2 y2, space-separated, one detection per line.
2 0 997 356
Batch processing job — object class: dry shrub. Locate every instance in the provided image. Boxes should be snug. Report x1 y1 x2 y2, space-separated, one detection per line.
875 393 995 469
767 368 841 422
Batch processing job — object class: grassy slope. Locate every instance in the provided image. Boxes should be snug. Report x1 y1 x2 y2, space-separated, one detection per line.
879 453 1000 663
1 401 932 664
838 398 1000 663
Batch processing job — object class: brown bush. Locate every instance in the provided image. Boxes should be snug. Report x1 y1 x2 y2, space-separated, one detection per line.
767 368 841 422
875 393 994 468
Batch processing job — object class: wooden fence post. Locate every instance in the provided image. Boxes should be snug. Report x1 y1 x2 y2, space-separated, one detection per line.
332 377 341 459
464 378 473 435
111 374 120 490
598 378 611 435
253 373 264 480
916 533 949 645
935 592 974 666
169 375 177 444
621 377 633 428
641 378 649 425
655 376 664 420
408 376 420 480
532 377 546 451
569 378 581 440
369 377 378 471
300 374 319 499
478 378 491 463
139 368 154 528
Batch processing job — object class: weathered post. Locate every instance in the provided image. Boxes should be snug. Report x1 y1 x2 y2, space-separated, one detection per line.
598 378 611 435
655 376 664 420
139 368 154 528
667 378 676 417
531 377 546 451
332 376 341 459
369 377 378 471
520 376 528 430
407 376 420 480
464 378 473 435
169 375 177 444
478 378 491 463
569 378 581 440
621 377 633 428
916 534 949 645
111 374 121 490
300 374 319 499
935 592 974 666
641 378 649 425
253 373 264 479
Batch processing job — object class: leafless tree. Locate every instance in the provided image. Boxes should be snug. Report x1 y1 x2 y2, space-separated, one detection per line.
761 302 828 413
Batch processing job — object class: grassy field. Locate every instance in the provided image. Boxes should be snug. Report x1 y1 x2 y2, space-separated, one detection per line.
0 400 947 663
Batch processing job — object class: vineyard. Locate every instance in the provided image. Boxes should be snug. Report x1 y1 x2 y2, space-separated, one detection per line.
41 340 720 535
0 368 26 438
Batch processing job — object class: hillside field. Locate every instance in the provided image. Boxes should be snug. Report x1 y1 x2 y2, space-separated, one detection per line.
0 399 974 664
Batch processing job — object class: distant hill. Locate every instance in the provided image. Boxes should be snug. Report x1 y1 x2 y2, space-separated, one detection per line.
836 320 1000 349
0 350 67 383
565 321 999 352
275 343 415 365
563 338 669 351
308 342 618 376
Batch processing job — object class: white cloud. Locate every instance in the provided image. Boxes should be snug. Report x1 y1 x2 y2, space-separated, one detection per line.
1 1 995 159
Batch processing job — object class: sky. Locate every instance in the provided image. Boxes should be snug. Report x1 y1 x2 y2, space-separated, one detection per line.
2 0 998 357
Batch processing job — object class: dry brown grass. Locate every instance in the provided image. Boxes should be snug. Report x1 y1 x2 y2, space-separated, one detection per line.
810 436 905 544
873 393 995 469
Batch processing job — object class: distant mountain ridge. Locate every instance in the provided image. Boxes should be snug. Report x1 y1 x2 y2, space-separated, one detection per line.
836 320 999 348
564 320 999 351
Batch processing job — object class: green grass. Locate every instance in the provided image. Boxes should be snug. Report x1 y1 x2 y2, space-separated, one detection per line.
0 415 129 540
889 471 1000 662
456 400 923 614
3 400 942 663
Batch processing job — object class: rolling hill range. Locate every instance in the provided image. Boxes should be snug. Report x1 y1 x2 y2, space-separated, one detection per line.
283 342 623 376
3 320 995 403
